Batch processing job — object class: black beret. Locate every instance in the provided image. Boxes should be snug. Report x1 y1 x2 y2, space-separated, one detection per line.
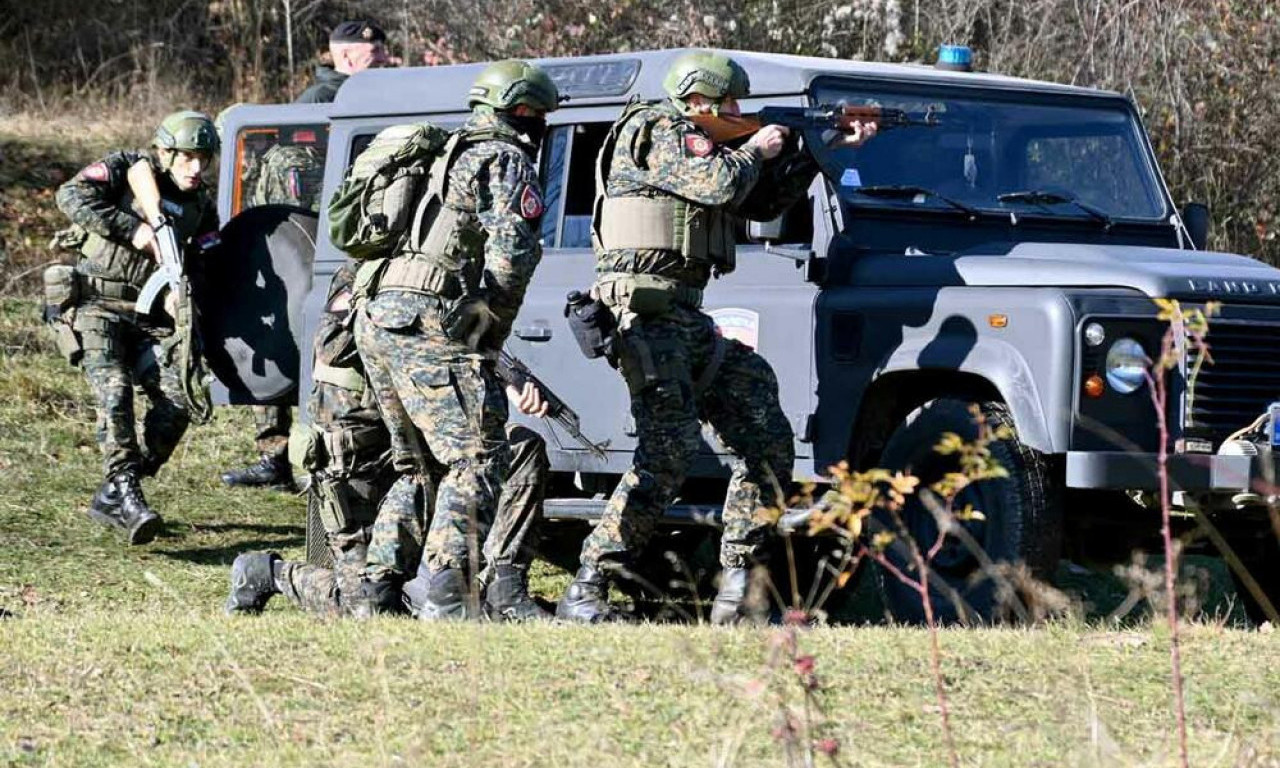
330 20 386 44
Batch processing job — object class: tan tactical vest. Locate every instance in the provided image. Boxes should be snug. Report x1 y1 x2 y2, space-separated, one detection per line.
591 99 736 277
376 127 517 298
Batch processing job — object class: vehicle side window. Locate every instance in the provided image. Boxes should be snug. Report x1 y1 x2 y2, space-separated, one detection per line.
540 122 611 249
232 124 329 216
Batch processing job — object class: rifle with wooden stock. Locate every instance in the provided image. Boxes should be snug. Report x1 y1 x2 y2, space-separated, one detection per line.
691 104 939 145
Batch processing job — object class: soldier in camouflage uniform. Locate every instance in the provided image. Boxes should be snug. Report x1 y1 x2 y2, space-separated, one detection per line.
54 111 221 544
354 60 559 620
227 272 555 618
556 52 876 624
224 264 427 616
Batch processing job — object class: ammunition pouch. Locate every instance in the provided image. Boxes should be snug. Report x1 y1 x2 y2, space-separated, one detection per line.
596 272 703 316
315 476 355 534
288 423 320 473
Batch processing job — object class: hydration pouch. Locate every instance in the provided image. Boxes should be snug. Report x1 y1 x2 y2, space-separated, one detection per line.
564 290 616 359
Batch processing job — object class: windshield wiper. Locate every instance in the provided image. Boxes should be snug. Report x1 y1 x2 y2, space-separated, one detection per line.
852 185 981 220
997 190 1113 230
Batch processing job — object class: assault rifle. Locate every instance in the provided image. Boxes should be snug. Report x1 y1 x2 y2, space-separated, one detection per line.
127 160 213 423
691 104 939 145
497 349 609 460
130 162 187 317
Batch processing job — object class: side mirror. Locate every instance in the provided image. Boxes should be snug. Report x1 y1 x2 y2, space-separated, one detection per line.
747 216 784 243
1181 203 1209 251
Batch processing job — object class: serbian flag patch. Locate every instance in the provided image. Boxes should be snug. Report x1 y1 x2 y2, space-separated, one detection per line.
79 162 109 182
683 133 713 158
518 185 545 219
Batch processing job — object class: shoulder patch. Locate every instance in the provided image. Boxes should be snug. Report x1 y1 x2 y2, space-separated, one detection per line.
518 184 545 220
79 162 110 183
683 133 713 158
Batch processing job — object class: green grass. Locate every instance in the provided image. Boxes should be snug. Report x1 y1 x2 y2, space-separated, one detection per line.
2 294 1279 766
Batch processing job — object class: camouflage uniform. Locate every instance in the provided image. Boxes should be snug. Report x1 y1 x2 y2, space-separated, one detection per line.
55 151 218 480
579 99 817 574
249 144 325 212
270 265 406 614
354 110 545 578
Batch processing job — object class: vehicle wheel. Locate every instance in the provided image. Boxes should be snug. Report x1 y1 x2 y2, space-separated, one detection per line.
1225 525 1280 626
304 484 334 569
874 399 1062 624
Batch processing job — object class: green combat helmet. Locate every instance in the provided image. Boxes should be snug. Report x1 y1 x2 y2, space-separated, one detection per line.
663 50 751 103
154 110 220 154
467 59 561 113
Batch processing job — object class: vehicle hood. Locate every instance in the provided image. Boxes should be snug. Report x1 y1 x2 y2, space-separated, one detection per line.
847 242 1280 304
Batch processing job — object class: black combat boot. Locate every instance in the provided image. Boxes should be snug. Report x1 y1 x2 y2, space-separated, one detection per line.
86 476 124 529
710 567 753 626
485 564 551 622
225 552 282 614
411 567 476 621
114 472 162 545
348 578 406 619
555 565 621 623
220 454 296 491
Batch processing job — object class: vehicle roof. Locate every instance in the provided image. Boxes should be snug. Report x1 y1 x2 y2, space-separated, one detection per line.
333 47 1122 119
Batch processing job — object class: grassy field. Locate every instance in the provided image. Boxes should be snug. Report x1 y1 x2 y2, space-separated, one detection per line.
1 298 1279 767
1 129 1278 766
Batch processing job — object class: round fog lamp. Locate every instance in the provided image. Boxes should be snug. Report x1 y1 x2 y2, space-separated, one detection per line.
1105 338 1147 394
1084 322 1105 347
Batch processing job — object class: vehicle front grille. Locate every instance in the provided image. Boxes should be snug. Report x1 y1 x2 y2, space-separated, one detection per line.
1186 319 1280 440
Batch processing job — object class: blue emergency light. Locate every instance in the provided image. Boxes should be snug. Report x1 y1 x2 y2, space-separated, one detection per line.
936 45 974 72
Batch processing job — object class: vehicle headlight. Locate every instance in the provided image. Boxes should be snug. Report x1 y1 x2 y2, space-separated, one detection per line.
1105 337 1148 394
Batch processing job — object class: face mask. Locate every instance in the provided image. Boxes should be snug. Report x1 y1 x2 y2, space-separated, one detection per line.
500 112 547 147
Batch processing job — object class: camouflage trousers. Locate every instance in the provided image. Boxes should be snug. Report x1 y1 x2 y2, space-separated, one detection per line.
276 470 427 615
75 308 190 478
580 304 794 571
252 404 292 460
481 424 549 576
354 290 511 574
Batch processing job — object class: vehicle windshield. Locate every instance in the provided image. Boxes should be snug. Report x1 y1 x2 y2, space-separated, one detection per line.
807 78 1169 222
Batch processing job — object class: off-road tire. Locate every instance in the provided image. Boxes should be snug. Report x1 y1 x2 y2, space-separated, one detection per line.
874 399 1062 624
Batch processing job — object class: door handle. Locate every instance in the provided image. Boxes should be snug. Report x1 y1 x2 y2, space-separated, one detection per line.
513 324 553 342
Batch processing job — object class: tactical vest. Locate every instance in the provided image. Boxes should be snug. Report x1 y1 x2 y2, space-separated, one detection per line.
591 99 737 279
75 181 207 301
375 126 519 299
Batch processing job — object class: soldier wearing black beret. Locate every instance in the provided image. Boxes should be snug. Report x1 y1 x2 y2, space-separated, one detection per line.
294 20 391 105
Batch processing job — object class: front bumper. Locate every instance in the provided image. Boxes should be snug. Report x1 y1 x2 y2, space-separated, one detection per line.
1066 450 1280 493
